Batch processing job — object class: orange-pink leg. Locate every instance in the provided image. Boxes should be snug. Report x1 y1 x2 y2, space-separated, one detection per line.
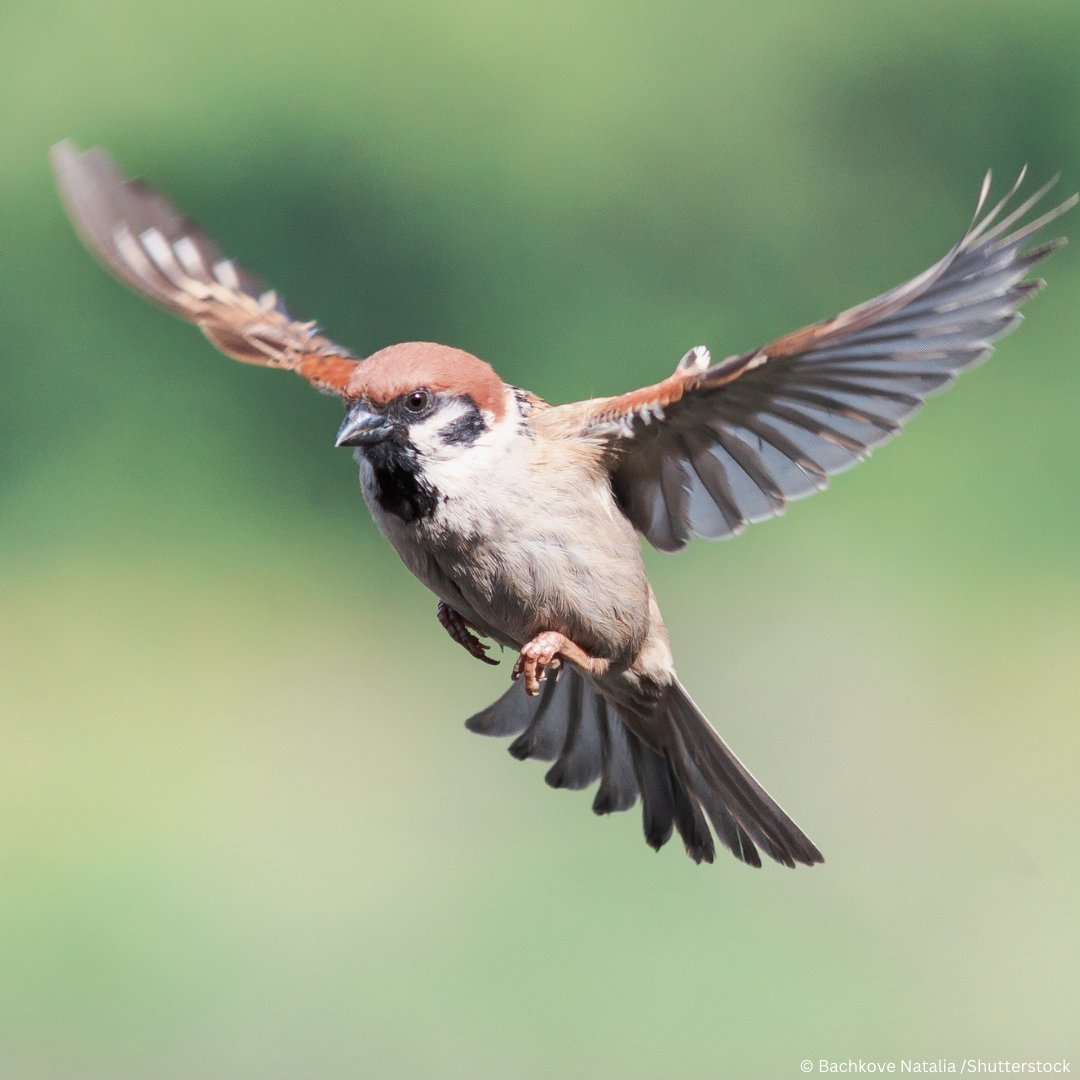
512 630 608 696
437 601 499 665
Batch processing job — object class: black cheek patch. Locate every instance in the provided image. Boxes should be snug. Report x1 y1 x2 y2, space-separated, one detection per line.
438 405 487 446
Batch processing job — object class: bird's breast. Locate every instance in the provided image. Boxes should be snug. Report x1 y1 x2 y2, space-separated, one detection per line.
359 441 655 663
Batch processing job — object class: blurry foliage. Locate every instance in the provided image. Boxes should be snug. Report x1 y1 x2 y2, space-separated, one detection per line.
2 0 1080 1077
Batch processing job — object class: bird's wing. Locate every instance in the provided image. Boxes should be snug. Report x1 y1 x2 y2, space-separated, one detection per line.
51 140 360 397
565 172 1076 552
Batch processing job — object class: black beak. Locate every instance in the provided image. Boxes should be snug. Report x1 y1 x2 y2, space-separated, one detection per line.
335 404 392 447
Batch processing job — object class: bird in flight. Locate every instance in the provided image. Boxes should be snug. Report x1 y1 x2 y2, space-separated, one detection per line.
51 140 1074 869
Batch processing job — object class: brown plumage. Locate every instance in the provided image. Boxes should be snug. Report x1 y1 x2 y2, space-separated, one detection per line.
51 139 1075 869
347 343 508 418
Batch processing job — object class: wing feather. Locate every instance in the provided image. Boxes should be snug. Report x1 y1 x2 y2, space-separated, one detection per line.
51 140 360 396
576 172 1075 550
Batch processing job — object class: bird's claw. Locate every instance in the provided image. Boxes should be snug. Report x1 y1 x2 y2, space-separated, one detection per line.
437 601 499 665
512 631 570 696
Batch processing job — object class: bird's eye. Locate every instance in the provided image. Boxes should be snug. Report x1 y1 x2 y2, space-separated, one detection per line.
404 389 431 413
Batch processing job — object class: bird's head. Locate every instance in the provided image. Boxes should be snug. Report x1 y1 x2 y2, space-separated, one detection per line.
335 341 509 457
334 342 525 522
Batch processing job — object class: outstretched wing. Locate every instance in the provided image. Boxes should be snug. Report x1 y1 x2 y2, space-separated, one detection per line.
572 172 1076 552
51 140 360 396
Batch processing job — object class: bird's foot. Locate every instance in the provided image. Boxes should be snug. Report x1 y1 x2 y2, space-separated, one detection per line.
437 601 499 665
513 631 604 696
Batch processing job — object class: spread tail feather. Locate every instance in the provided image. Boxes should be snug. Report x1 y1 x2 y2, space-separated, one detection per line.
465 669 822 868
661 678 823 867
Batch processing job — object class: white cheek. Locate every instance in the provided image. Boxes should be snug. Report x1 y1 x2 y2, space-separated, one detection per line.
421 411 524 502
408 401 471 458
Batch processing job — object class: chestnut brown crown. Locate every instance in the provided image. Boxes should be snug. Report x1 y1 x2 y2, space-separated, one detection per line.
346 342 507 420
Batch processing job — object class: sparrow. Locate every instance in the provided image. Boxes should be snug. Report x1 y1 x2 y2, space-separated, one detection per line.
51 140 1075 869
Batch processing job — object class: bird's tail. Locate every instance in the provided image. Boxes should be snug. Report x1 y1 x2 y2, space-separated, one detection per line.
657 677 823 867
465 669 822 868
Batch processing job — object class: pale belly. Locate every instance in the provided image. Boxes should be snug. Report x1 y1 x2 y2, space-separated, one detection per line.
369 480 654 665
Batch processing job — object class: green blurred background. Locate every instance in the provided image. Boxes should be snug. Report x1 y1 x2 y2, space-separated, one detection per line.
4 1 1079 1075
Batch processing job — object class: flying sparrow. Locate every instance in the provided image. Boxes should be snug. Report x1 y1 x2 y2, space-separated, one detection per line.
51 141 1074 869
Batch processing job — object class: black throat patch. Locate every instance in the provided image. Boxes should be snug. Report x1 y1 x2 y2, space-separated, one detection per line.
363 439 438 523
